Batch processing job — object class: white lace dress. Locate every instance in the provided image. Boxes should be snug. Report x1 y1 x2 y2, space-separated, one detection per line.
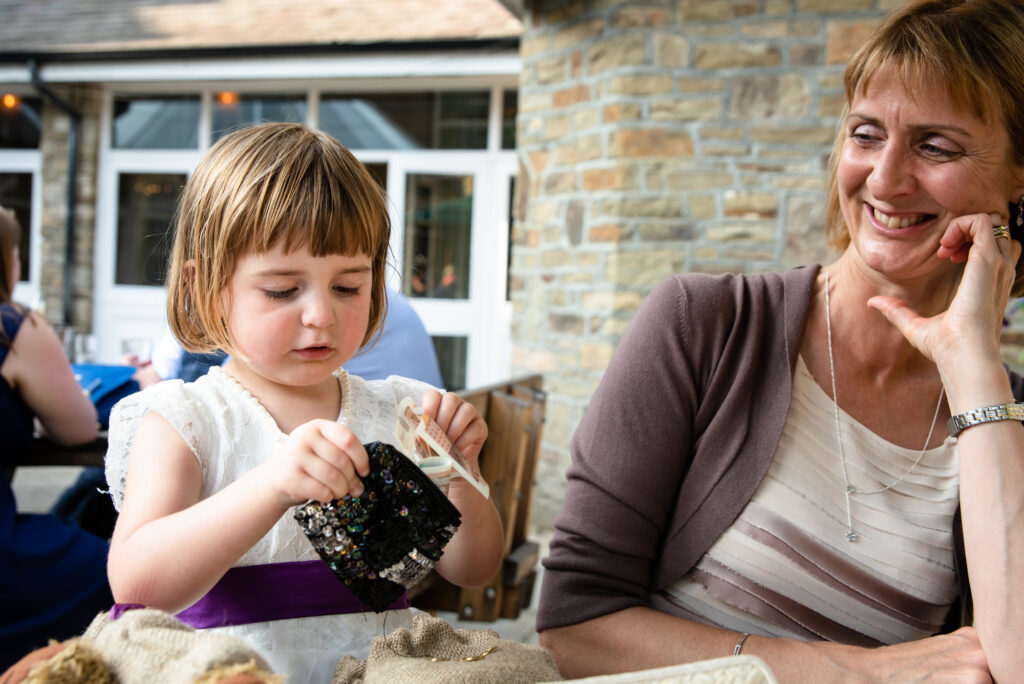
106 367 437 683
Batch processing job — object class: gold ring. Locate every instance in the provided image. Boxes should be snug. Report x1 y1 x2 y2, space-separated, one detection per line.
993 225 1011 240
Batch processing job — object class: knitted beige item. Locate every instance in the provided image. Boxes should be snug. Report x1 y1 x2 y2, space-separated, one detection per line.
22 639 111 684
332 613 562 684
80 609 280 684
556 655 778 683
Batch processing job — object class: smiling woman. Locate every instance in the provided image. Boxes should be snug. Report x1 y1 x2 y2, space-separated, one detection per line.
536 1 1024 681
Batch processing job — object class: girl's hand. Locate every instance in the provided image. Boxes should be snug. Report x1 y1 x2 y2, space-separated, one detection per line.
421 390 488 466
869 212 1021 369
258 419 370 509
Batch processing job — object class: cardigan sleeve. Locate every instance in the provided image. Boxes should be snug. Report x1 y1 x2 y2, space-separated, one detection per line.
536 275 721 631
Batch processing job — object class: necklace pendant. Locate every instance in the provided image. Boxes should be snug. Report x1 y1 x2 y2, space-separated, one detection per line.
846 485 855 494
846 529 858 542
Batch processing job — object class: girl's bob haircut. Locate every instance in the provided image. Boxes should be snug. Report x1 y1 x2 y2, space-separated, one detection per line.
825 0 1024 294
166 122 391 353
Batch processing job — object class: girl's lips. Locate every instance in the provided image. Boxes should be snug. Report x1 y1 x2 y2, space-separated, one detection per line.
294 345 334 360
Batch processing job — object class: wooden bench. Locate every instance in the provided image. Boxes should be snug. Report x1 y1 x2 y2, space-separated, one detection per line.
410 374 547 622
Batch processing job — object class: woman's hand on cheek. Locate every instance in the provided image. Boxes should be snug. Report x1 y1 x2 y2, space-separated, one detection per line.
421 389 488 464
257 419 369 510
869 212 1020 366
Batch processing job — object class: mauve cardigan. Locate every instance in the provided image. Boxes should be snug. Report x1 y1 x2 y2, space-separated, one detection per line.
536 265 1024 635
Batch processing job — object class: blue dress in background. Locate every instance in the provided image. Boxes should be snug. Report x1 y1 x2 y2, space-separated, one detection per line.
0 303 113 669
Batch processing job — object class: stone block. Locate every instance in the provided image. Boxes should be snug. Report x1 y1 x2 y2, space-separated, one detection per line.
681 0 759 21
677 76 724 92
608 75 674 96
545 115 571 140
580 343 617 370
689 194 717 219
703 142 752 156
750 125 836 144
695 43 782 69
567 200 585 245
740 18 820 38
700 126 745 140
798 0 871 11
537 55 569 84
825 19 880 65
790 44 822 67
554 84 592 108
637 222 697 241
612 6 671 28
553 134 603 165
587 34 647 74
583 166 634 192
666 170 734 190
730 74 810 120
544 170 578 194
521 34 550 60
552 18 605 51
589 223 631 242
548 312 585 335
599 195 685 218
603 102 643 123
654 32 690 68
706 221 776 242
574 107 600 131
518 92 554 113
605 249 683 287
652 96 723 121
723 190 778 218
609 128 695 158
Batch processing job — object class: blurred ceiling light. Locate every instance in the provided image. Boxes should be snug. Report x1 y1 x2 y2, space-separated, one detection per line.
2 93 20 109
216 91 239 107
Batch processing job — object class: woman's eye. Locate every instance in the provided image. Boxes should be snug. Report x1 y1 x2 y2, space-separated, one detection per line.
334 286 359 296
919 141 960 159
263 288 297 300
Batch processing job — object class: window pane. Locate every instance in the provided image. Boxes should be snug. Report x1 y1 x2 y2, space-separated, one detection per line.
502 90 517 150
437 92 489 149
319 91 489 150
0 173 33 280
0 96 42 149
403 173 472 300
212 94 306 142
113 96 200 149
116 173 184 285
432 335 467 391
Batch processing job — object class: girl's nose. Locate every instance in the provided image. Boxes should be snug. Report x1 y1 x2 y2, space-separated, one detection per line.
867 142 917 201
300 292 334 328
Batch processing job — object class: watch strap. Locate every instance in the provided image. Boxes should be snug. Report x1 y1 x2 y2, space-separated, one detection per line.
946 401 1024 438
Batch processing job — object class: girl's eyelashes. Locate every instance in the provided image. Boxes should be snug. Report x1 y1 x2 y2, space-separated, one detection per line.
333 285 359 296
263 288 297 300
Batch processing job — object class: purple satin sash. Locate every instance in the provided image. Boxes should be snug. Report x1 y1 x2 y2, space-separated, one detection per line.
111 560 410 628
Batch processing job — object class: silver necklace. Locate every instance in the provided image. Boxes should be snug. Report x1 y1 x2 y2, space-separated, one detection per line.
823 269 944 543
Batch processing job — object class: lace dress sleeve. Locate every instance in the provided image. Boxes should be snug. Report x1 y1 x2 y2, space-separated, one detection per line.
104 379 215 511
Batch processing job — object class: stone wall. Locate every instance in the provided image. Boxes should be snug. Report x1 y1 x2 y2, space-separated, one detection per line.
38 83 101 332
511 0 900 531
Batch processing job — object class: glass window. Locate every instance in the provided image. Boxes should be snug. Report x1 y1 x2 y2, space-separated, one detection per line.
113 96 200 149
115 173 185 285
432 335 467 391
0 172 33 280
0 96 42 149
502 90 517 150
403 173 472 300
212 94 306 142
319 91 490 150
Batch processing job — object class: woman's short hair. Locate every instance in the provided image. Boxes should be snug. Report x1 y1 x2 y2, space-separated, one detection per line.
166 122 391 353
0 205 21 306
825 0 1024 291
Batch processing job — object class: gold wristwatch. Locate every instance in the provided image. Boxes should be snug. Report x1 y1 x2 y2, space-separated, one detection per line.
946 401 1024 438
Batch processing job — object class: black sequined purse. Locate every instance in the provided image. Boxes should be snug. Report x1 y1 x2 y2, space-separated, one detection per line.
293 441 462 612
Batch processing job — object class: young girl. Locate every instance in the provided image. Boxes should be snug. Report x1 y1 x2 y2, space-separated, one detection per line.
104 122 503 682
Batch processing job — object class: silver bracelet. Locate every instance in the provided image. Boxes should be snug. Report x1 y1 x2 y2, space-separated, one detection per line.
733 632 749 656
946 401 1024 438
